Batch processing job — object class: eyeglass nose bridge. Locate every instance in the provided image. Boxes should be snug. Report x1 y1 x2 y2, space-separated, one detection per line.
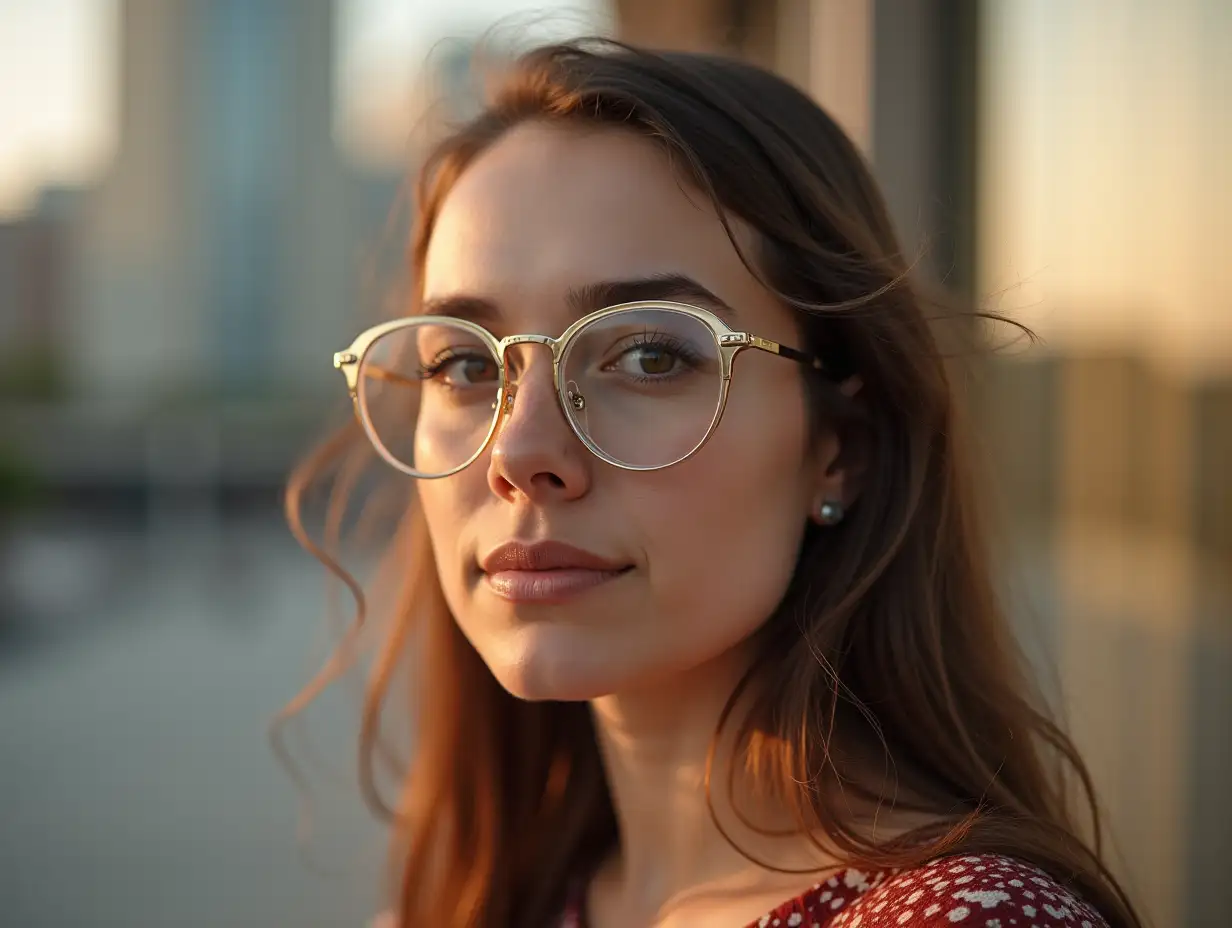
499 333 558 351
494 332 563 400
492 332 566 419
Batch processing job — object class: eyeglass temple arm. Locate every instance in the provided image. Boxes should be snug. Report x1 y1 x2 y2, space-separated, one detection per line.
723 332 826 372
774 342 826 372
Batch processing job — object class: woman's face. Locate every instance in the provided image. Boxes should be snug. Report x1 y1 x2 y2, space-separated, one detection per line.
417 123 840 701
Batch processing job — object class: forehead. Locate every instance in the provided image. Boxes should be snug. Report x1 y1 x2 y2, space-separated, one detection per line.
421 123 765 318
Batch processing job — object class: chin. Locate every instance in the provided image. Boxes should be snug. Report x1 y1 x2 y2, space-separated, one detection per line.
499 675 609 703
491 655 619 703
482 625 628 702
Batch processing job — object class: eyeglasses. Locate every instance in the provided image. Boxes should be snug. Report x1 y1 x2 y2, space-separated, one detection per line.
332 300 825 478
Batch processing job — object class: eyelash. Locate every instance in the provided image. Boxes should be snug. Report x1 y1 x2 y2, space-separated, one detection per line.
416 349 493 382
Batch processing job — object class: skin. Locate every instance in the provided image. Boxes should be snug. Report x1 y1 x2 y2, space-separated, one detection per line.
417 122 857 926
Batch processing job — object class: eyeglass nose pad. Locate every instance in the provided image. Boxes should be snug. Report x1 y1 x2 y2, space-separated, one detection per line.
492 386 516 416
565 380 588 435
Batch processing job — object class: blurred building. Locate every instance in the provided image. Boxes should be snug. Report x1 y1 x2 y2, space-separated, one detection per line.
976 4 1230 923
12 0 402 495
70 0 351 404
0 196 69 401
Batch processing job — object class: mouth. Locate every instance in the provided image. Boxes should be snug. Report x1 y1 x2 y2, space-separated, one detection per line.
478 540 634 604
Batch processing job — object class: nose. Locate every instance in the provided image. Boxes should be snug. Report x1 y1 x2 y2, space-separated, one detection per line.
486 354 591 504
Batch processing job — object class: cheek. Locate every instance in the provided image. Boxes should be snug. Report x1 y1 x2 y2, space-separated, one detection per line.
647 367 812 620
640 430 808 653
414 477 483 608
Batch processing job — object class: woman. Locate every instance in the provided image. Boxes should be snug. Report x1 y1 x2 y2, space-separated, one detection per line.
283 40 1142 927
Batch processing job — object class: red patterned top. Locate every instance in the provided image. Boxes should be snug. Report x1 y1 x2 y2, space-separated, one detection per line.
557 853 1111 927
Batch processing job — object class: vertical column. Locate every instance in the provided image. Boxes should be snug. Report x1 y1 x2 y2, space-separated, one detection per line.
612 0 730 51
69 0 208 403
273 0 351 398
809 0 874 154
1052 357 1191 926
868 0 980 292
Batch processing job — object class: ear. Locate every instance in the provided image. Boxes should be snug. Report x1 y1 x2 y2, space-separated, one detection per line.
807 376 864 524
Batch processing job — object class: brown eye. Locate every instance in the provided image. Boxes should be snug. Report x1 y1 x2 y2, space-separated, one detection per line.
634 346 675 375
608 344 681 379
456 356 498 384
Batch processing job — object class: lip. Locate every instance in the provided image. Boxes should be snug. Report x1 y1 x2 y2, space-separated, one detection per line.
479 540 632 604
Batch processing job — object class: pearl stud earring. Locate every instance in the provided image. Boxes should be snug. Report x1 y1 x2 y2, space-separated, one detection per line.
815 500 844 526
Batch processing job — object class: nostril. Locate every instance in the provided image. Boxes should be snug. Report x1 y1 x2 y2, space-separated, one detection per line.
526 471 567 490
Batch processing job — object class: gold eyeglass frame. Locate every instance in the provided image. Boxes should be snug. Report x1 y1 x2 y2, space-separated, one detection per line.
332 299 825 478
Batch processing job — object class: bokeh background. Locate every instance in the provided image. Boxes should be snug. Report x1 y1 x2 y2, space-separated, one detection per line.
1 1 1228 925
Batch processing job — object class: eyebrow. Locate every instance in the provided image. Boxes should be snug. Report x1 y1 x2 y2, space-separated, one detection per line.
420 273 737 325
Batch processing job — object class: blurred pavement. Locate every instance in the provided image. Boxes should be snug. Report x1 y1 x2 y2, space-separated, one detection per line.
0 511 386 928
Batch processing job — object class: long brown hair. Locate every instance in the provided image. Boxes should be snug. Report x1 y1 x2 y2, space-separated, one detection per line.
279 40 1143 927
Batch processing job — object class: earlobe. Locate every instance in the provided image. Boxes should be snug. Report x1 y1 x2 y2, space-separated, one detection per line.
812 377 865 519
807 430 848 526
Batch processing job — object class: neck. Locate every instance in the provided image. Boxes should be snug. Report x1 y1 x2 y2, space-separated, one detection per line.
587 642 834 916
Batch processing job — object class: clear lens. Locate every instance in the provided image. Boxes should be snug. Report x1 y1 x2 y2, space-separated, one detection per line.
359 320 500 477
559 308 724 468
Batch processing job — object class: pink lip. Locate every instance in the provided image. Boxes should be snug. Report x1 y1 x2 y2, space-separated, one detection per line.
479 541 632 604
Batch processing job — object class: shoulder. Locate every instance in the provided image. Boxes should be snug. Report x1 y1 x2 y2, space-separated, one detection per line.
824 854 1109 928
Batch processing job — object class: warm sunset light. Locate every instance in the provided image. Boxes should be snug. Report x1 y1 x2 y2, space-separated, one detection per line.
980 0 1231 378
0 0 118 218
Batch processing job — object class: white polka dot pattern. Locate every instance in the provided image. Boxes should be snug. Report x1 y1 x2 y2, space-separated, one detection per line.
554 853 1111 927
807 855 1109 928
